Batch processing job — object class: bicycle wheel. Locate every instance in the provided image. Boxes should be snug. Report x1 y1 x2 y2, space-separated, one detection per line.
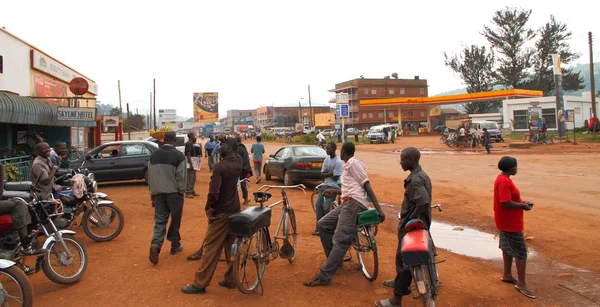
284 208 298 263
233 230 268 294
310 192 318 213
354 225 378 281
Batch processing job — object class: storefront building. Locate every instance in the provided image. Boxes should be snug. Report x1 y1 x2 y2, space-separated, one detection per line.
0 28 98 158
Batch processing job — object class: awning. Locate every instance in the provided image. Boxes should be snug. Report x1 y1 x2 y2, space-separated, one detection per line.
0 91 96 127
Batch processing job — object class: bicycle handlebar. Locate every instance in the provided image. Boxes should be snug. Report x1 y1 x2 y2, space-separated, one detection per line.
258 184 307 195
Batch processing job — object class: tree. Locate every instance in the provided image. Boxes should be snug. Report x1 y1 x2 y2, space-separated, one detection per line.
444 45 500 113
482 7 536 89
123 114 146 132
520 15 583 94
109 107 121 116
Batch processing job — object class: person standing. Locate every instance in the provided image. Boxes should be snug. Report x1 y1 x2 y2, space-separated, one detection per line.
250 135 265 184
235 136 252 204
494 156 535 299
148 131 187 264
354 129 359 142
30 142 62 200
304 142 385 287
50 141 70 169
204 135 217 172
185 131 200 198
483 128 492 154
181 138 242 294
376 147 432 307
312 142 343 236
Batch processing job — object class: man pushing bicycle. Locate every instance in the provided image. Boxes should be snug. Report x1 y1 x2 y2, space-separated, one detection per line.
303 142 385 287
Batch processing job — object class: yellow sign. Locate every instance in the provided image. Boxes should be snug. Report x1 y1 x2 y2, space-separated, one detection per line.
193 92 219 123
429 106 442 117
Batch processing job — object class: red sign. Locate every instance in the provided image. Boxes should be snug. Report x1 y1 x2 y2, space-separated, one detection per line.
69 77 89 95
33 74 68 106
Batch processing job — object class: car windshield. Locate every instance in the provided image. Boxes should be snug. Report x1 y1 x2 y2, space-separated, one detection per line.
175 137 185 146
293 147 326 156
369 127 381 133
480 122 498 130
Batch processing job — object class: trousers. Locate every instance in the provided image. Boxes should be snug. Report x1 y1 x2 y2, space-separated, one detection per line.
193 213 236 288
151 193 184 249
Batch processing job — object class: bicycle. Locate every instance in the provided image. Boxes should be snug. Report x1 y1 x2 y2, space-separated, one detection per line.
230 184 305 294
310 183 340 213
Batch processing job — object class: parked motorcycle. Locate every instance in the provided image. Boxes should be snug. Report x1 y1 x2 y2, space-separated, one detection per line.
4 164 124 242
0 193 88 285
0 259 34 307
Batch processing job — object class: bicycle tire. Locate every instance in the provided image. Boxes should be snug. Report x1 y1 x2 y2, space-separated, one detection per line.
355 225 378 281
233 231 267 294
285 208 298 264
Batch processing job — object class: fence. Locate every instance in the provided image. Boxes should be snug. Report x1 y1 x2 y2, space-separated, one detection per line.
0 156 32 181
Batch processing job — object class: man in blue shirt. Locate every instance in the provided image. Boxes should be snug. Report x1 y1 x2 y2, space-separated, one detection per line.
313 142 343 236
204 136 218 172
250 136 266 184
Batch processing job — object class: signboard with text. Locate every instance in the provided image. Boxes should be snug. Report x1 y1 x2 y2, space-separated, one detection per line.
336 93 349 104
57 107 97 121
33 74 68 106
31 50 98 95
193 92 219 123
336 104 349 118
103 116 119 127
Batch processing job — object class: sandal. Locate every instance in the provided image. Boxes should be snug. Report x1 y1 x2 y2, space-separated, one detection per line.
375 299 399 307
186 253 202 261
501 278 517 284
514 285 536 299
303 276 331 287
382 279 394 288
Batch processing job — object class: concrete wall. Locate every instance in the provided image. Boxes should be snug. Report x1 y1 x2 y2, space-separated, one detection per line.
0 30 31 96
503 95 594 131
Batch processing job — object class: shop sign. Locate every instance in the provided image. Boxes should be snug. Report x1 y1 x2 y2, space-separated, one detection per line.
31 50 98 95
103 116 119 127
69 77 89 95
58 107 97 121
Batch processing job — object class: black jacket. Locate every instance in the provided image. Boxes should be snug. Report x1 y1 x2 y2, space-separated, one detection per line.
236 143 252 179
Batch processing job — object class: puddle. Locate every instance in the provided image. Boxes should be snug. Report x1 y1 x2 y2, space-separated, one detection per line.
430 221 536 260
383 148 509 155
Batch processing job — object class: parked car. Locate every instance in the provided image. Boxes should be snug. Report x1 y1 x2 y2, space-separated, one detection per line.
263 145 327 186
367 124 396 143
346 127 359 135
69 141 159 183
470 121 504 142
144 134 188 153
321 129 334 137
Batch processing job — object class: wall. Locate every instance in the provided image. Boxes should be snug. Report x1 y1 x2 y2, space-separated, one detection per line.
315 112 335 127
0 31 31 96
101 131 150 144
503 96 593 131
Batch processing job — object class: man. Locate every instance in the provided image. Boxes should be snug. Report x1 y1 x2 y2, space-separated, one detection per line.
181 138 242 294
312 142 343 236
185 131 200 198
204 135 218 172
148 131 187 264
30 142 62 200
250 135 265 184
0 165 46 256
354 129 359 142
50 141 70 169
317 130 326 148
212 137 222 162
376 147 432 307
304 142 385 287
483 128 492 154
235 136 252 204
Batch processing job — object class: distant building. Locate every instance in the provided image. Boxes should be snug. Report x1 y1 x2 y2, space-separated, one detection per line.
224 109 253 130
315 110 336 129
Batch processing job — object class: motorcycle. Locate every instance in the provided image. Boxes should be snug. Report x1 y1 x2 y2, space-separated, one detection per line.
0 192 88 285
3 163 124 242
399 205 444 307
0 259 34 307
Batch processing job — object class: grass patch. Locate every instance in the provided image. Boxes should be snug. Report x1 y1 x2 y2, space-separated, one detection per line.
504 132 600 143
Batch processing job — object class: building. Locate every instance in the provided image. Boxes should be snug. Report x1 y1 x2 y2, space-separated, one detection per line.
315 110 336 129
502 93 595 131
0 28 99 158
253 106 275 129
329 77 429 129
224 109 253 130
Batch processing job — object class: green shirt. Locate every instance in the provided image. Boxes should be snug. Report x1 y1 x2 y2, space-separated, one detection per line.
251 142 265 162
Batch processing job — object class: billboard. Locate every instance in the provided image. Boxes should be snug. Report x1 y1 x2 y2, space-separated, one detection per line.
193 92 218 123
33 74 69 106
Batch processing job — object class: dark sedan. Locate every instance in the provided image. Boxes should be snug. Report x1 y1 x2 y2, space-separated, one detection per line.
263 145 327 185
69 141 159 183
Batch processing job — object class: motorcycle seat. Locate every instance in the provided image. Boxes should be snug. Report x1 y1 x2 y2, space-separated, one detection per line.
1 190 32 202
401 229 433 267
3 181 33 192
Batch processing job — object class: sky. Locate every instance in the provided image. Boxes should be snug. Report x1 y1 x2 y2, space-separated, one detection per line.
2 0 598 118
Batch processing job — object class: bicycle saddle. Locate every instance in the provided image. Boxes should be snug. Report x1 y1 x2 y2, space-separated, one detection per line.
253 191 272 203
405 219 425 232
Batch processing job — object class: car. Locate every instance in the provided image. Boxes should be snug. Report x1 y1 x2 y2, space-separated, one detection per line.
367 124 396 143
470 121 504 142
69 141 159 183
144 134 188 153
263 145 327 186
321 129 334 137
346 127 359 135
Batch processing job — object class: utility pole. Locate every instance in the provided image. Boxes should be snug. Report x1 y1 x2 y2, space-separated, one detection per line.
149 92 153 131
589 32 598 138
126 103 131 140
308 85 314 128
118 80 123 119
118 80 123 141
298 101 304 127
153 78 157 130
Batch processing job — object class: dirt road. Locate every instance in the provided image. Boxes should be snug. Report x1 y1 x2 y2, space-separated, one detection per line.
30 137 600 306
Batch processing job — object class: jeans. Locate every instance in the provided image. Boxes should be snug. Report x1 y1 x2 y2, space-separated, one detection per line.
316 199 366 282
314 189 335 230
151 193 184 249
253 161 262 180
208 155 217 172
186 169 196 195
240 178 249 200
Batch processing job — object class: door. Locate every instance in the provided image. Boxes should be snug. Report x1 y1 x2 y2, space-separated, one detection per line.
267 147 290 177
85 144 121 182
118 143 153 180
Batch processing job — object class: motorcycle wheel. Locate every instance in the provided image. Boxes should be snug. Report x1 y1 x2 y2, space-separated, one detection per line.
82 203 125 242
0 265 34 307
415 265 435 307
42 235 88 285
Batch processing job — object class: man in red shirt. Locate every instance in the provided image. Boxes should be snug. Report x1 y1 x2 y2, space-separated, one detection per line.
494 156 535 299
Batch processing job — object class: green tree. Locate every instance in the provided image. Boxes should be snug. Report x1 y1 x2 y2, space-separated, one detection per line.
444 45 500 113
521 15 584 94
482 7 536 89
123 114 146 132
109 107 121 116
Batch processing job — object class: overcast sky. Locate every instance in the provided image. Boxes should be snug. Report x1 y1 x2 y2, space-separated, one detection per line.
2 0 598 118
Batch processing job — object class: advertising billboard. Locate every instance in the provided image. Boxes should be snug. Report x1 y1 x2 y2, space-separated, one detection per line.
33 74 69 106
193 92 218 123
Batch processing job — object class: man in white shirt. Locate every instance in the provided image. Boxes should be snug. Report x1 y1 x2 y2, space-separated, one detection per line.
317 130 326 147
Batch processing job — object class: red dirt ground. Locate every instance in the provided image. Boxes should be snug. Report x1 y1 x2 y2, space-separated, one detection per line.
29 136 600 306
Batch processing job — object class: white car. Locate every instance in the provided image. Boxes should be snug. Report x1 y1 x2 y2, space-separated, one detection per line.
144 134 189 153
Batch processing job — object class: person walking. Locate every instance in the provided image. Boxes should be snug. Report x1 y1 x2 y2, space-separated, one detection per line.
235 136 252 204
204 135 217 172
494 156 535 299
181 138 242 294
185 131 200 198
483 128 492 154
303 142 385 287
354 129 359 142
148 131 187 265
250 135 265 184
376 147 432 307
312 142 343 236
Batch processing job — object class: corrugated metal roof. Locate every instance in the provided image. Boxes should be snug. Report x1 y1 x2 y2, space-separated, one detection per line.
0 91 96 127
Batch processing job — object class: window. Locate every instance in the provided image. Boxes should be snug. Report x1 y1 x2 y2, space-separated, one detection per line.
362 113 367 119
542 108 557 128
0 55 3 73
513 110 528 129
371 89 377 95
389 111 394 118
388 88 394 95
419 88 425 95
120 144 151 157
364 88 368 95
378 112 383 118
369 112 373 119
275 148 290 158
408 111 414 117
400 88 405 94
294 147 326 156
93 145 120 159
421 111 426 117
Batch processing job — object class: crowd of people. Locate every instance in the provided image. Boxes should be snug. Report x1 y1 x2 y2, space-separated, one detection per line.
140 131 535 304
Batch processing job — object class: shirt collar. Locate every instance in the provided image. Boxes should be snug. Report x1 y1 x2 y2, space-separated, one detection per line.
405 166 423 182
162 144 174 148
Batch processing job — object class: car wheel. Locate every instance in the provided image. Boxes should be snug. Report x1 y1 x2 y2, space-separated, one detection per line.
264 165 271 180
283 170 293 186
